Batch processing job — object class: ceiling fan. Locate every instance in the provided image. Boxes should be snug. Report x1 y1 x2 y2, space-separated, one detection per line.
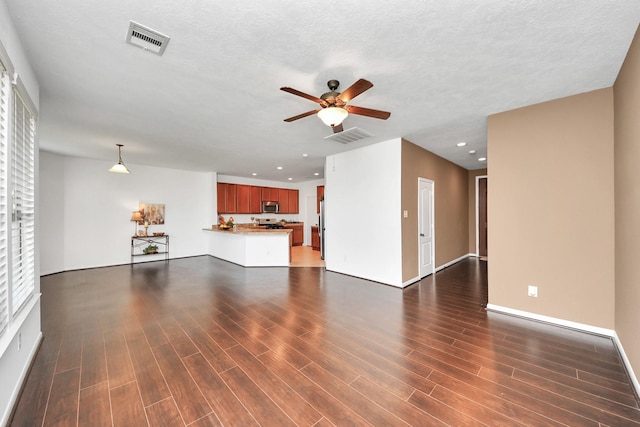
280 79 391 133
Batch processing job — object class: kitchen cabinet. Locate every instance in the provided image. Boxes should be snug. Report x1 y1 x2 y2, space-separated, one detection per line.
317 185 324 213
288 189 299 214
262 187 278 202
249 186 262 213
237 184 250 213
311 226 320 251
217 183 237 214
218 183 298 214
237 184 262 214
284 223 303 246
278 188 289 213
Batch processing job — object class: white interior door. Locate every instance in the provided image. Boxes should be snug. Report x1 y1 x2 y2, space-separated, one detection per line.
419 178 434 278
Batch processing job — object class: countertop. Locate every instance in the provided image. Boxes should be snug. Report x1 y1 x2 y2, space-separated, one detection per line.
204 226 292 235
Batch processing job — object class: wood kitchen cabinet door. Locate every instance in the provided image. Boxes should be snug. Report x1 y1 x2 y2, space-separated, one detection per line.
249 185 262 213
288 189 299 213
278 188 289 213
217 183 237 213
262 187 277 202
237 184 254 213
284 224 303 245
311 226 320 250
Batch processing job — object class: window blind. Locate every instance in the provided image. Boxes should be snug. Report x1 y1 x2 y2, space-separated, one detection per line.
0 62 8 334
10 89 35 316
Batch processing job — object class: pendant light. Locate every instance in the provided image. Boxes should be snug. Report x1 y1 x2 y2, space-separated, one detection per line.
109 144 130 173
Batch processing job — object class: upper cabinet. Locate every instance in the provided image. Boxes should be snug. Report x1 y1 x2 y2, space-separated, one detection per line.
262 187 278 202
237 184 250 213
218 184 299 214
237 185 262 214
217 183 237 214
249 186 262 213
288 189 299 214
278 188 289 213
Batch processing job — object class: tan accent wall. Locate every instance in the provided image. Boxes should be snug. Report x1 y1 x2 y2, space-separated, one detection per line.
468 169 488 254
614 26 640 384
487 88 615 328
401 139 469 282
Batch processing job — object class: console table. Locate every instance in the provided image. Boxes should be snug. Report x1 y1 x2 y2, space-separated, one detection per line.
131 235 169 263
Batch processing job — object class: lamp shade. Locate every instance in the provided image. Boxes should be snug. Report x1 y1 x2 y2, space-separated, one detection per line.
130 211 143 222
109 163 130 173
317 107 348 127
109 144 130 173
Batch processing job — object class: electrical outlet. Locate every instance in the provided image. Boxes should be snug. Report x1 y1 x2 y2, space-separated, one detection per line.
403 210 408 218
528 285 538 298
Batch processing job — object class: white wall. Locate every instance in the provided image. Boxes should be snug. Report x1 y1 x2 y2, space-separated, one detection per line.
0 2 41 424
39 152 65 275
40 153 216 273
325 139 403 286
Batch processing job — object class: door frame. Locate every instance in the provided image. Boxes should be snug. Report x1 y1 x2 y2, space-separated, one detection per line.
475 175 488 256
418 178 435 278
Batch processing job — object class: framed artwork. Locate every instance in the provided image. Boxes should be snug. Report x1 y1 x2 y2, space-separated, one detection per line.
138 203 165 224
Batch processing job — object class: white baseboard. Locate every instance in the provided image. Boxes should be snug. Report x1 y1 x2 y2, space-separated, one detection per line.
611 332 640 400
1 331 43 427
435 253 473 272
401 253 476 287
402 276 420 288
487 304 640 399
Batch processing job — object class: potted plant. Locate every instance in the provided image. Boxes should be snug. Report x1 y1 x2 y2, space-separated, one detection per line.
143 244 158 254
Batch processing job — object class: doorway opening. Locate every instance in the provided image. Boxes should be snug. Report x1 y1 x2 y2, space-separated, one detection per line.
476 176 488 259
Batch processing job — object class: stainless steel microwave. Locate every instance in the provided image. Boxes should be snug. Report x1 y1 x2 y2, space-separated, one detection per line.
262 201 279 214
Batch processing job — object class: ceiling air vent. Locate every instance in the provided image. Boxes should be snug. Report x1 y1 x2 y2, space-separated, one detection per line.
324 127 373 144
126 21 170 56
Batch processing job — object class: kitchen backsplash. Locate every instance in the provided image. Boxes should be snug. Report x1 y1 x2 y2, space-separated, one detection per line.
219 214 302 224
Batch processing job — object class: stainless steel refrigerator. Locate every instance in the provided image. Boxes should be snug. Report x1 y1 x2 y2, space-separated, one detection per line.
319 200 325 260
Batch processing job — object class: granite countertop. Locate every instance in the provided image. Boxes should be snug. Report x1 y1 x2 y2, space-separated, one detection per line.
204 226 292 235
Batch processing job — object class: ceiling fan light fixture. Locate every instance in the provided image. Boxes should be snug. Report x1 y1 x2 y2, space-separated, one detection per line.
108 144 130 173
317 107 348 127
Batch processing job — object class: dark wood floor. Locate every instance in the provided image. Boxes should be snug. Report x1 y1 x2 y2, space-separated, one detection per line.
9 256 640 426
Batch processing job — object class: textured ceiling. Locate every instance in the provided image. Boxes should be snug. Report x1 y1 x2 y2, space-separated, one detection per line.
4 0 640 182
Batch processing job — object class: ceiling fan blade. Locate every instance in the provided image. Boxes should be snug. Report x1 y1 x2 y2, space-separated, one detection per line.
346 105 391 120
332 123 344 133
280 87 325 105
337 79 373 103
283 109 320 122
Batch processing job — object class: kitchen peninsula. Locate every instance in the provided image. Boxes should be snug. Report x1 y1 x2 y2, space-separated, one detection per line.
204 226 292 267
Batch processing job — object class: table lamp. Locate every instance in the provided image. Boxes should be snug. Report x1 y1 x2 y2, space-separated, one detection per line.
130 211 143 236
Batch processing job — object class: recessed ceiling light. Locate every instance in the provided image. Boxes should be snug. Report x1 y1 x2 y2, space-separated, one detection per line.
288 177 293 181
469 150 476 154
314 172 320 176
276 166 283 170
457 142 467 147
302 153 308 158
252 172 257 176
478 157 487 162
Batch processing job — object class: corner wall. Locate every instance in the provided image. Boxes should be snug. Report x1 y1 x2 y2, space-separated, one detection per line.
401 139 470 283
325 139 403 286
613 25 640 391
487 88 615 329
39 153 216 273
